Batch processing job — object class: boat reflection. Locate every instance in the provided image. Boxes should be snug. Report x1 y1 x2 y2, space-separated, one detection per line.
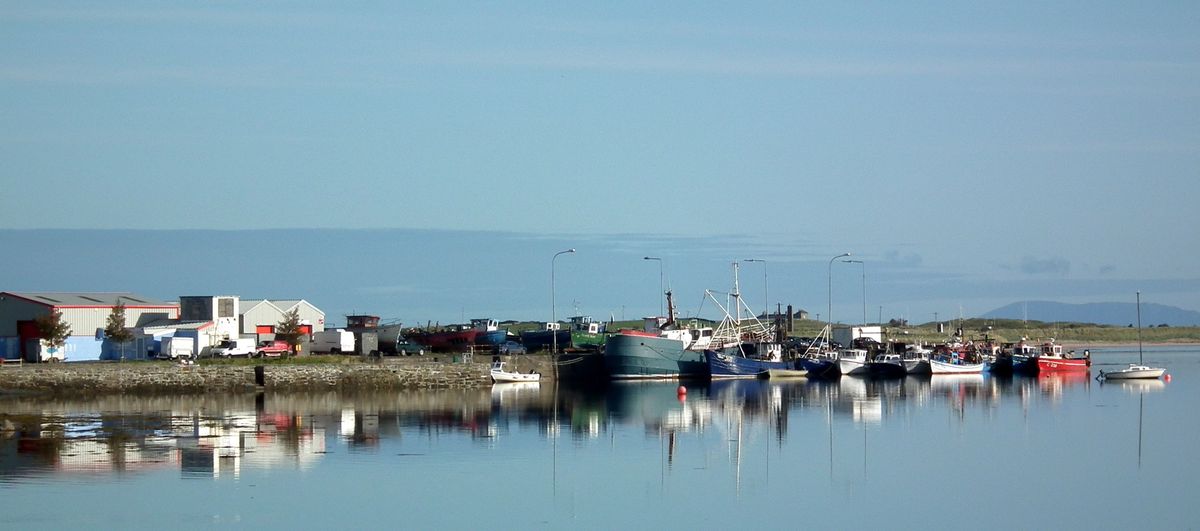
1101 378 1166 394
0 371 1145 483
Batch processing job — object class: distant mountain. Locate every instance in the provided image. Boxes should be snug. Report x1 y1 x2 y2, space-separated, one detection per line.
983 301 1200 327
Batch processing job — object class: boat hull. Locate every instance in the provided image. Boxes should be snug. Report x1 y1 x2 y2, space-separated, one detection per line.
904 359 931 374
475 330 508 346
410 329 480 352
989 356 1014 374
520 329 572 352
867 361 907 378
838 358 868 376
929 359 985 374
571 331 607 350
800 357 839 378
604 333 708 379
1033 357 1090 373
1010 355 1037 375
1101 365 1165 380
705 350 796 379
490 370 541 383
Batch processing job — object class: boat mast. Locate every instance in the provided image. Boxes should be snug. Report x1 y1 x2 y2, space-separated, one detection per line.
663 290 677 330
732 261 742 326
1136 291 1143 364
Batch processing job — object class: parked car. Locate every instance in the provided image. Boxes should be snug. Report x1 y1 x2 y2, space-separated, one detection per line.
496 341 527 355
255 339 290 358
395 338 425 356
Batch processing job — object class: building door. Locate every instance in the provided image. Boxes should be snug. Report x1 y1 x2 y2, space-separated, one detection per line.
16 320 39 359
256 325 275 335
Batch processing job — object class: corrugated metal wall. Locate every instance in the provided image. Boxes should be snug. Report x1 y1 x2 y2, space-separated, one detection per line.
0 296 49 336
291 301 326 333
241 303 284 335
57 307 179 338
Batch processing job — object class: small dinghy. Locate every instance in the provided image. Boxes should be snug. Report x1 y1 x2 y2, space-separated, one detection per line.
490 360 541 384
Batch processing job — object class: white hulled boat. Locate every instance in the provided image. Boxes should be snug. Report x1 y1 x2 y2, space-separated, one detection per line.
1100 292 1167 381
489 360 541 383
837 349 869 376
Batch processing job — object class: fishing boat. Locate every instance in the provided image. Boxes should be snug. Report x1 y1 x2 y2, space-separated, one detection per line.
1100 292 1167 381
703 263 794 379
902 345 931 374
929 356 985 374
1029 341 1090 374
489 359 541 383
837 349 870 376
608 264 770 380
866 353 906 378
569 316 608 350
604 291 719 379
797 326 839 378
470 319 508 346
409 325 480 352
706 346 796 379
519 322 572 352
1006 340 1041 374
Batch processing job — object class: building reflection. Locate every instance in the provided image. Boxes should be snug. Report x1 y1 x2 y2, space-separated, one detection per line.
0 371 1159 483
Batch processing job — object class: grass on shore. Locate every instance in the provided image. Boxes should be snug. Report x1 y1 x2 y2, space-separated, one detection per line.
595 317 1200 345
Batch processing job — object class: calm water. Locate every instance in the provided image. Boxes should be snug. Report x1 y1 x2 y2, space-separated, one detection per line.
3 346 1199 530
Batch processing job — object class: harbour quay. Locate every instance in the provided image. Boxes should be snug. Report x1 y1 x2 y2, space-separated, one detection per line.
0 356 561 396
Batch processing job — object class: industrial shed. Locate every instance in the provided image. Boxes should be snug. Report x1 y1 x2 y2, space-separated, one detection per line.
240 299 325 337
0 292 179 362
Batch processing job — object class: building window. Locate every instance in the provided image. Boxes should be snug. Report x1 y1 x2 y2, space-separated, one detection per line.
218 298 235 318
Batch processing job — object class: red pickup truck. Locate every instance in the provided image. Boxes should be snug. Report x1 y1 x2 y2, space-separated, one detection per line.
255 340 290 357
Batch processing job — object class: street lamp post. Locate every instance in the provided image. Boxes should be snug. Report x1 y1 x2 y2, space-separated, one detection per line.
643 256 664 317
552 249 575 354
828 253 851 344
843 259 865 325
743 258 767 319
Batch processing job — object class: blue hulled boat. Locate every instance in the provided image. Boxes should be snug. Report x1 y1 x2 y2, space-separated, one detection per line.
705 343 795 379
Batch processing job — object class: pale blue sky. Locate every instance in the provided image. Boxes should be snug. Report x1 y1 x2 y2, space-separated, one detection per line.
2 2 1198 321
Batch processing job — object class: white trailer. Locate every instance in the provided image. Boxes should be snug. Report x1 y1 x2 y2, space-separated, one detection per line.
158 336 195 360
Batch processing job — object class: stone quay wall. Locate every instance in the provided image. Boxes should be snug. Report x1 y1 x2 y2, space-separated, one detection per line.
0 356 559 396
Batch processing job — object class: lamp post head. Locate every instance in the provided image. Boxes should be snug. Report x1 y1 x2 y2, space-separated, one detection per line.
644 256 660 261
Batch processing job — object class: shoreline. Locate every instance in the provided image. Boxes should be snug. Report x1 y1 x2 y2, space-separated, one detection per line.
0 356 561 396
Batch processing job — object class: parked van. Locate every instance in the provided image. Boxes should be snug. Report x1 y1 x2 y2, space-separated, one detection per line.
210 337 256 358
310 329 355 354
158 336 195 360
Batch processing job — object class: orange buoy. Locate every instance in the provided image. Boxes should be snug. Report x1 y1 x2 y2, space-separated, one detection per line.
677 385 687 395
1164 374 1172 382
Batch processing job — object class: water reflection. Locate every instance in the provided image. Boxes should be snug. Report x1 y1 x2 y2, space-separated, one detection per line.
0 372 1165 484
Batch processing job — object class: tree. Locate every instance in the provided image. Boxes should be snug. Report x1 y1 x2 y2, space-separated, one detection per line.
105 302 135 361
35 309 72 361
276 307 304 356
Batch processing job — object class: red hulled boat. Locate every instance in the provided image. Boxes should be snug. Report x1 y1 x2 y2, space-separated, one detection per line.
1030 341 1090 373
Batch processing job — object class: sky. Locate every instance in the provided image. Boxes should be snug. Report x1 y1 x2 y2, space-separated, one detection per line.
2 2 1198 324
